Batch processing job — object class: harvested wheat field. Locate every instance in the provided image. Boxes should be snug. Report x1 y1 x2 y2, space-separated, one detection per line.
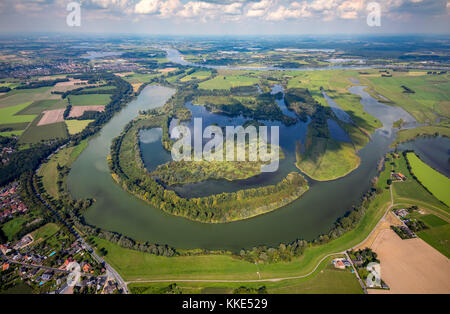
131 83 143 92
37 109 65 126
158 67 177 73
368 229 450 294
68 105 105 118
355 211 403 251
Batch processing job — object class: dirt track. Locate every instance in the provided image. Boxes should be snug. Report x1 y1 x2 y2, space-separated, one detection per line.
368 229 450 294
37 109 65 126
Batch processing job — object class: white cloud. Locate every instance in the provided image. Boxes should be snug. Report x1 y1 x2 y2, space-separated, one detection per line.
266 2 311 20
135 0 160 14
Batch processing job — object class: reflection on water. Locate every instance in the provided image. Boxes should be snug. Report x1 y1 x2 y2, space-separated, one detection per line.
322 90 352 123
327 119 352 143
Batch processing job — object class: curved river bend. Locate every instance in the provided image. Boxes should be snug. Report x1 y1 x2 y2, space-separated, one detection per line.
68 82 447 251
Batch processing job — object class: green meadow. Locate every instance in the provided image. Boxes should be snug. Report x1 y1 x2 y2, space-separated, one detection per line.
15 99 68 115
0 102 36 124
406 152 450 207
199 75 260 90
31 223 60 242
68 94 111 106
19 115 68 144
128 257 362 294
180 70 212 82
65 120 94 135
38 139 89 198
90 189 391 282
359 71 450 123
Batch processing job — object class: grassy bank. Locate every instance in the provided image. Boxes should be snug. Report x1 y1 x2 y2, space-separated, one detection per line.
90 188 390 281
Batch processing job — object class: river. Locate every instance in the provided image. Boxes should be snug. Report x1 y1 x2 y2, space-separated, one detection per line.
67 55 448 251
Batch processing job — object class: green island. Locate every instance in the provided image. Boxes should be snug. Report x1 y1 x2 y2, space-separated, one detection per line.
109 113 308 223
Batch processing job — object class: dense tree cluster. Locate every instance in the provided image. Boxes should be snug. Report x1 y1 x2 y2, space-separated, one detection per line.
0 140 64 186
110 123 308 223
15 78 69 90
239 239 308 263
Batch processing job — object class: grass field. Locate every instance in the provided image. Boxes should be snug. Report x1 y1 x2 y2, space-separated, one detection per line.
0 130 23 137
286 69 382 136
358 70 450 123
406 152 450 207
198 75 260 90
19 114 68 144
180 70 212 82
15 99 68 115
128 257 362 294
417 224 450 258
296 137 360 181
31 223 60 242
84 86 116 93
65 120 94 135
0 86 54 109
39 139 88 198
123 73 161 85
68 94 111 107
391 153 447 211
391 125 450 146
0 102 36 124
1 217 28 241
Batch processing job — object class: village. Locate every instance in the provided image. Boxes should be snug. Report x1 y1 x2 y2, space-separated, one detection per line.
0 182 28 221
0 182 122 294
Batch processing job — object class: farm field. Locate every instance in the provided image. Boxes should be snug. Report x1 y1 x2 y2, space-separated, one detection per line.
368 228 450 294
19 114 68 144
37 109 65 126
198 74 260 90
0 86 54 109
417 224 450 258
406 152 450 207
0 102 36 124
390 153 448 213
180 70 212 82
68 94 111 106
15 99 68 115
65 120 94 135
68 105 105 118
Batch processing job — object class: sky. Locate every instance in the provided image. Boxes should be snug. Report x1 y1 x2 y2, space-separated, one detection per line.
0 0 449 35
